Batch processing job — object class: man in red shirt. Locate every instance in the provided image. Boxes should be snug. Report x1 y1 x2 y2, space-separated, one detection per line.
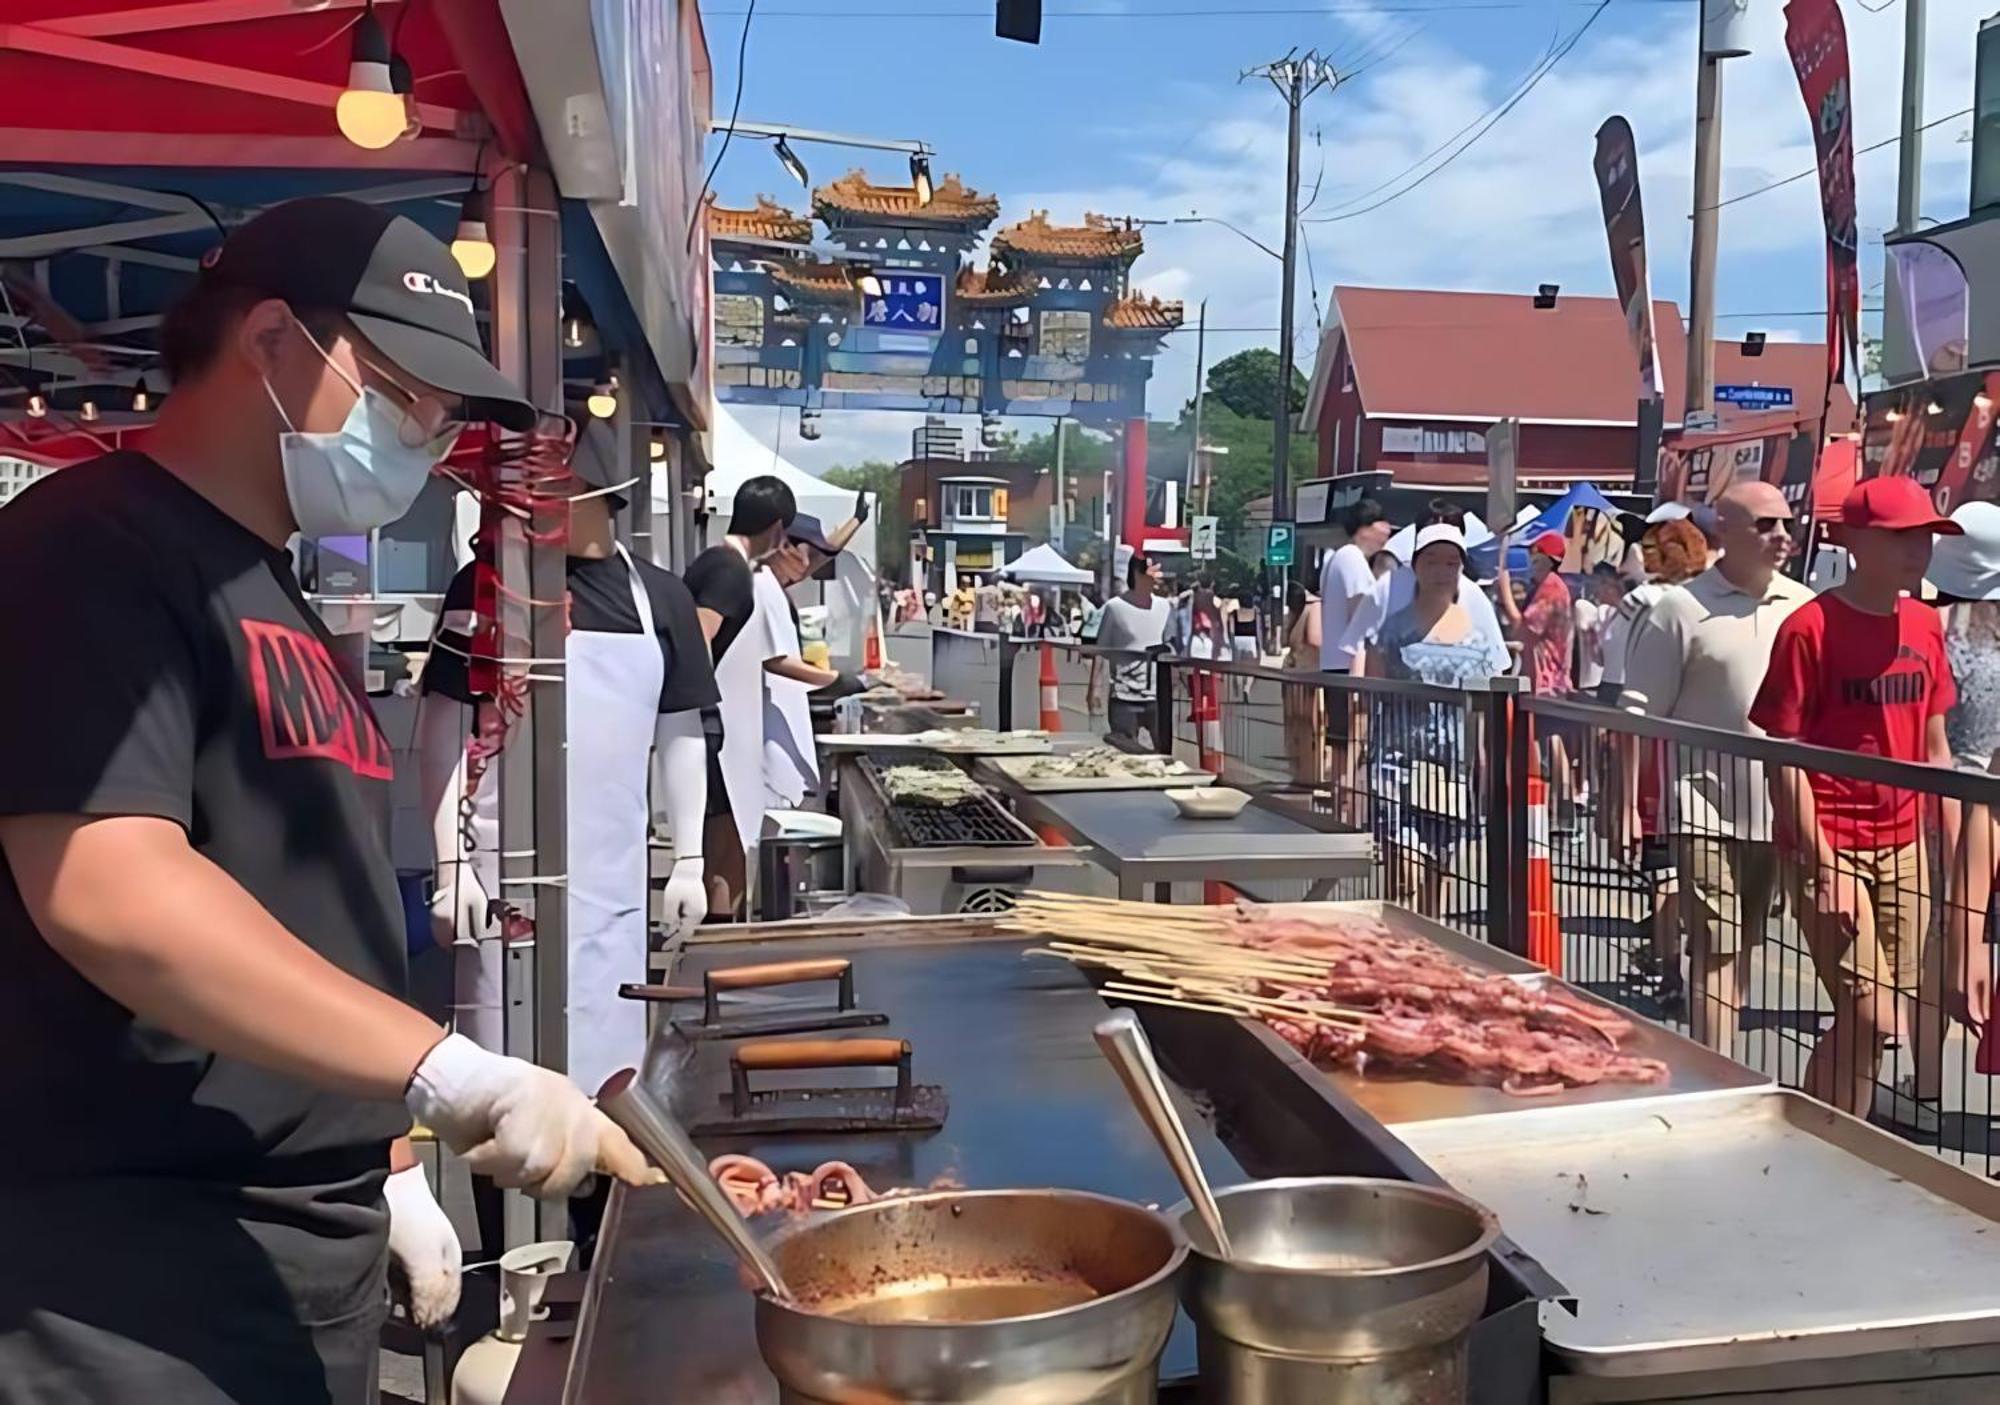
1750 476 1959 1114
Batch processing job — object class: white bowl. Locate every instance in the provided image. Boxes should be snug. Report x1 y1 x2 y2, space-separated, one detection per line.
1166 786 1251 820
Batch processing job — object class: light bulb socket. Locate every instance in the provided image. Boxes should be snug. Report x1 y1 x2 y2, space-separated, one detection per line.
80 400 99 423
25 393 47 418
132 378 152 413
347 9 392 89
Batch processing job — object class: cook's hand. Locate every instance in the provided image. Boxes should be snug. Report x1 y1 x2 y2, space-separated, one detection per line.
384 1164 462 1332
660 857 708 943
429 865 497 951
406 1034 653 1197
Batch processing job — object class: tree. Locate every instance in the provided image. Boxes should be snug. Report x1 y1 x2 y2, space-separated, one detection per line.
820 459 906 580
1204 348 1307 421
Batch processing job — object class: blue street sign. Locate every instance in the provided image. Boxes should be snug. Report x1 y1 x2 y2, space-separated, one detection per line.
1714 384 1794 411
860 273 946 333
1265 522 1296 568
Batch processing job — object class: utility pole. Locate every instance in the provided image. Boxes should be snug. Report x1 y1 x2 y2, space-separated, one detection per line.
1187 299 1207 515
1686 54 1723 418
1052 415 1067 546
1244 50 1335 609
1897 0 1926 232
1687 2 1751 418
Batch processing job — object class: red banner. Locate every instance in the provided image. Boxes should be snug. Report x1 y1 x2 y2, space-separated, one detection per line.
1784 0 1861 397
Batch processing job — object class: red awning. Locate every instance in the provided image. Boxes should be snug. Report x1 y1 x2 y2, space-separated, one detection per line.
1813 438 1860 517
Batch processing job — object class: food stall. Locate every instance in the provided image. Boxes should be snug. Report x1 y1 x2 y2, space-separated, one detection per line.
510 897 2000 1404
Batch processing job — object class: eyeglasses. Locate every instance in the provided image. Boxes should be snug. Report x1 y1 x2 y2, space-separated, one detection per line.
354 353 467 449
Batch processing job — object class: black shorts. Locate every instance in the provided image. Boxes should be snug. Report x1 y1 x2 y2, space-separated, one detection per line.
1322 671 1352 744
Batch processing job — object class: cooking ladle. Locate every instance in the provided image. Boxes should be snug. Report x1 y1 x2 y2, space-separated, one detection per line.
597 1067 795 1303
1092 1011 1233 1260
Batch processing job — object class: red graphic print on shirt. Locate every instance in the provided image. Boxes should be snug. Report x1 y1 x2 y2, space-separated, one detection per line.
242 619 393 779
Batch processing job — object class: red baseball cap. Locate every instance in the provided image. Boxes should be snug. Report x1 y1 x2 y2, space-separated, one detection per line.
1532 531 1566 559
1840 476 1961 534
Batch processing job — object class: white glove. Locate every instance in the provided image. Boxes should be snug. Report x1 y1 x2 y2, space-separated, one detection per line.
660 857 707 943
384 1164 462 1331
429 863 497 951
406 1034 652 1197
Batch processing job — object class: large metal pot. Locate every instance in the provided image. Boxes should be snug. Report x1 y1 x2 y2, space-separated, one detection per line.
1177 1177 1499 1404
755 1187 1187 1403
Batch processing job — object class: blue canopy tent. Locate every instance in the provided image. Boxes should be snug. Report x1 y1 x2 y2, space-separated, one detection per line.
1466 481 1621 579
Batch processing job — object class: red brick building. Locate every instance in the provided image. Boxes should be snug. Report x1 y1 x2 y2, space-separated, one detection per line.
1300 286 1855 494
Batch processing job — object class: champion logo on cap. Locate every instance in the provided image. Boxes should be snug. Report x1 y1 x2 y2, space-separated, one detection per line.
402 270 475 317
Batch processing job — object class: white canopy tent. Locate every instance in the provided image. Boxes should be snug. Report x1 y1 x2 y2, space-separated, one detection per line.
998 543 1093 586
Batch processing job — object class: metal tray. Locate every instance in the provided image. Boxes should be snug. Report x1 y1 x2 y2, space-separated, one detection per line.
1253 902 1769 1125
821 730 1054 756
987 752 1215 792
1395 1089 2000 1378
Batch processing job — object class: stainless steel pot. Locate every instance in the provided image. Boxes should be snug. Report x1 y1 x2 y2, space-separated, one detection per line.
1177 1177 1499 1404
755 1188 1187 1404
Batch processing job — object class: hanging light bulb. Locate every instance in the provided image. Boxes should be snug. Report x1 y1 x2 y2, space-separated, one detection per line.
854 269 885 298
1928 398 1946 416
773 136 810 189
1978 389 1995 412
587 378 618 419
1885 407 1905 423
649 438 666 461
450 184 496 280
25 392 47 418
564 316 587 349
132 377 151 413
80 399 99 423
910 152 934 205
336 6 404 150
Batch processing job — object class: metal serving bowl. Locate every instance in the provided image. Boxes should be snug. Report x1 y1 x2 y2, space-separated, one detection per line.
1177 1177 1500 1404
755 1187 1188 1404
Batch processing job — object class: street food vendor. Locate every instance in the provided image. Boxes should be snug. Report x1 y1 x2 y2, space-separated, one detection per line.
761 504 868 807
417 424 717 1085
0 198 647 1402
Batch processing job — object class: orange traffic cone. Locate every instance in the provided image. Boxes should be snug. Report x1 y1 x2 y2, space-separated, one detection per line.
1038 642 1062 733
864 609 883 672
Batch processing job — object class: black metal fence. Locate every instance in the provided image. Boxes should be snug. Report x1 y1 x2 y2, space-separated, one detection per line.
953 635 2000 1177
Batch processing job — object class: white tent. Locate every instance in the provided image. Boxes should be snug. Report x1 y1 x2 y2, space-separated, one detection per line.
999 543 1092 586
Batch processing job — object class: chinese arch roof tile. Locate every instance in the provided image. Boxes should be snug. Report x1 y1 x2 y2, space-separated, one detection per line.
813 170 998 229
993 211 1144 263
708 196 812 244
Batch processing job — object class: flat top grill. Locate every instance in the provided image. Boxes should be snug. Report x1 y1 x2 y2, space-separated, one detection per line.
860 754 1036 850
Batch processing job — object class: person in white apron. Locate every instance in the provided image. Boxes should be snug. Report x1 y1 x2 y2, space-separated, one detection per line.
417 471 712 1093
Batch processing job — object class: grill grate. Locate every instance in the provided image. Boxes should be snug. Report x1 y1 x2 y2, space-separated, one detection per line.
860 755 1033 849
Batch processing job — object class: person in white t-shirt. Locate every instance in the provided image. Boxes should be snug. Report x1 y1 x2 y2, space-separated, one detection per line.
1319 497 1392 673
1090 552 1173 747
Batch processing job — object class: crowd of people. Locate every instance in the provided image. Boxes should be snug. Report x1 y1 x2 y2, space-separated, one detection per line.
1281 479 2000 1111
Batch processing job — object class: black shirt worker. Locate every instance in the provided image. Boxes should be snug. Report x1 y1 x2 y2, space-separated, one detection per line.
0 199 648 1403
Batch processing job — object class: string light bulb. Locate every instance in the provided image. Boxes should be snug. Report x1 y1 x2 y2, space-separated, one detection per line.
564 316 587 349
391 52 421 141
587 378 618 419
336 6 404 150
450 185 496 280
1885 407 1904 423
649 438 666 461
1928 398 1945 416
132 377 151 413
80 399 99 423
1977 390 1994 412
25 392 47 418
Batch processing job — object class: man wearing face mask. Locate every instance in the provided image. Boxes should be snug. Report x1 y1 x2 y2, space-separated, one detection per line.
0 198 649 1403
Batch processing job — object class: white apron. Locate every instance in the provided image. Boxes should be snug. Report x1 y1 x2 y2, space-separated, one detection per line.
757 567 818 808
562 545 664 1093
713 543 771 850
452 546 661 1093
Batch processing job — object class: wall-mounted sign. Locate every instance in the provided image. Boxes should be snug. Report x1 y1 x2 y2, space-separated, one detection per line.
1381 425 1488 457
1190 515 1219 560
1714 384 1795 411
1294 481 1331 524
1265 522 1296 568
862 273 946 331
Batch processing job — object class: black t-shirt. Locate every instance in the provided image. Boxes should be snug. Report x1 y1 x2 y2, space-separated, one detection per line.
684 543 757 662
0 454 410 1186
422 553 719 714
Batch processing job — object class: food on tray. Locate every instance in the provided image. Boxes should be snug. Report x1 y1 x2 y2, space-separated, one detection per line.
909 728 1047 749
880 764 983 805
1010 895 1668 1098
1015 746 1192 782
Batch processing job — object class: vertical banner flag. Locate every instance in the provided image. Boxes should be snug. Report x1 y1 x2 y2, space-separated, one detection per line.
1784 0 1861 393
1592 117 1665 403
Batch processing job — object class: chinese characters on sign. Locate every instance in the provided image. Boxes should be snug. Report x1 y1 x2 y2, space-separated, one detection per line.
861 273 947 332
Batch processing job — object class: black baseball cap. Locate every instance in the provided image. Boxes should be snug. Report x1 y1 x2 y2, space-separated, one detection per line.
787 512 840 556
199 196 536 430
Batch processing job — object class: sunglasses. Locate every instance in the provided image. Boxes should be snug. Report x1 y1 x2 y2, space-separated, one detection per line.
1752 516 1793 534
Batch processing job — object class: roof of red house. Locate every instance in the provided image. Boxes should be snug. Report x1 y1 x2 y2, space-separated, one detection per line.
1320 286 1854 433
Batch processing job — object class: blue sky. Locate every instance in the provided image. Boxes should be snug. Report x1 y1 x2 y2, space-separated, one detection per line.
697 0 1986 470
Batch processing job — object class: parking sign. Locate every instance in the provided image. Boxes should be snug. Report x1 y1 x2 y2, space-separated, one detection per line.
1265 522 1296 568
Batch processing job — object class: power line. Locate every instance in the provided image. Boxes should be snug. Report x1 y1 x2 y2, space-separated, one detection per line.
1703 106 1971 212
1303 0 1615 224
688 0 758 251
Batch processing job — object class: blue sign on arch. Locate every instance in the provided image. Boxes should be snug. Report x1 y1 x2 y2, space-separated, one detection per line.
1715 384 1794 411
861 273 946 332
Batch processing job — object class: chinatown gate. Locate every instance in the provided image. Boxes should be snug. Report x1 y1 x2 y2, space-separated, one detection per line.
707 171 1184 565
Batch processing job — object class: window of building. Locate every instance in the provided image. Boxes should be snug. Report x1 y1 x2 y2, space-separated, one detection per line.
951 484 996 520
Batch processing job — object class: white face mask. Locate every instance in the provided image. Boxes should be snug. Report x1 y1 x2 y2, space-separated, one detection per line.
265 322 459 537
